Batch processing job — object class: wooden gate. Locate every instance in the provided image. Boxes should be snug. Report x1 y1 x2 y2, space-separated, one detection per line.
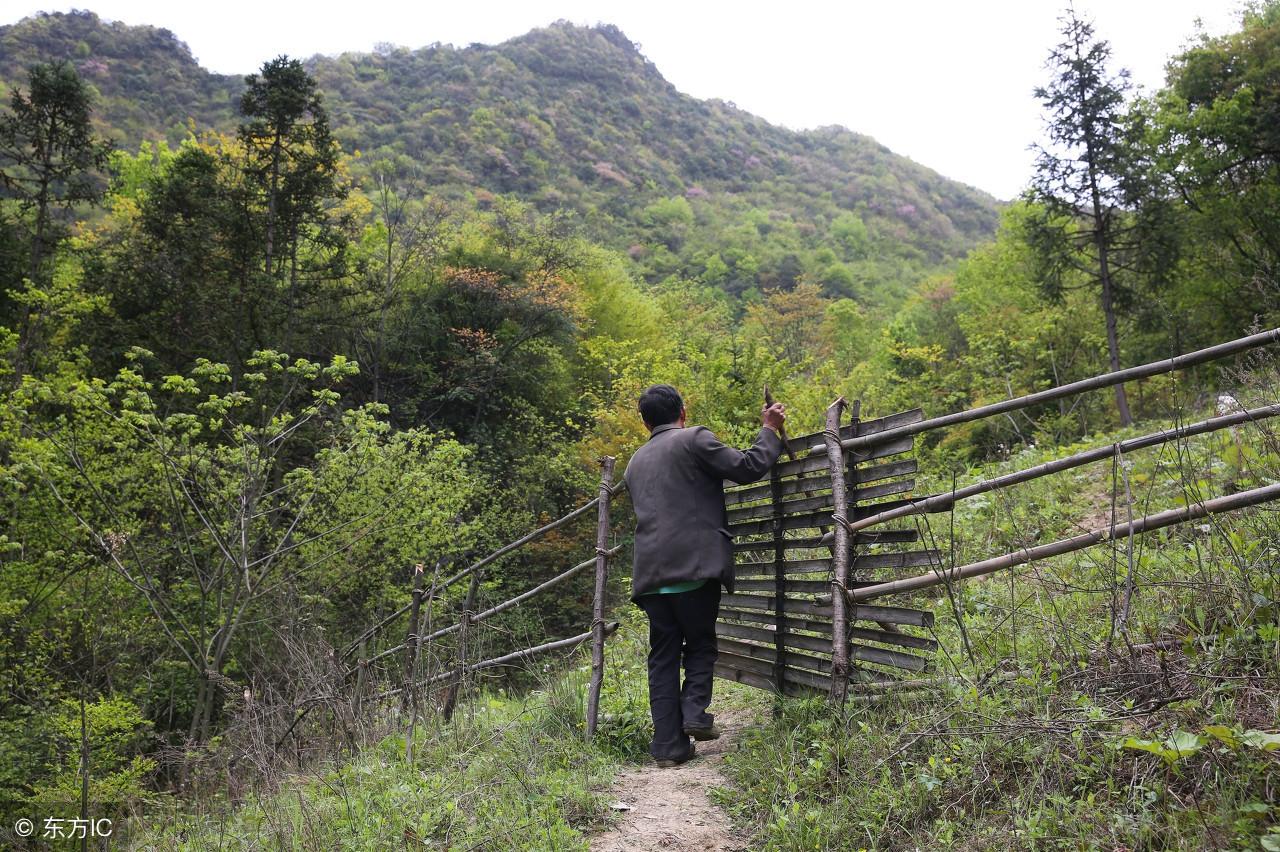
714 404 940 696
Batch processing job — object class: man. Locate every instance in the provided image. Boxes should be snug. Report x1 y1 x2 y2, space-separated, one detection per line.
623 384 786 766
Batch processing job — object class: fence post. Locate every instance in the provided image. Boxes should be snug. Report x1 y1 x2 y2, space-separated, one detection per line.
769 456 787 697
586 455 615 738
823 397 852 704
400 562 427 716
353 638 368 716
444 569 482 722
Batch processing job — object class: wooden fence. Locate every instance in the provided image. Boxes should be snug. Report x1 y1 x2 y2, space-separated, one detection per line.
711 327 1280 702
310 461 627 750
328 327 1280 740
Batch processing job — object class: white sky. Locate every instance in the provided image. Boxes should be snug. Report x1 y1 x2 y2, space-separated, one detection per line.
6 1 1245 199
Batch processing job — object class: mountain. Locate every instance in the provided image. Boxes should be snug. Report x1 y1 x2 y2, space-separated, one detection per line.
0 11 1001 305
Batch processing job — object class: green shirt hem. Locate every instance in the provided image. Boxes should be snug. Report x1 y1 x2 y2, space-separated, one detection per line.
640 578 709 596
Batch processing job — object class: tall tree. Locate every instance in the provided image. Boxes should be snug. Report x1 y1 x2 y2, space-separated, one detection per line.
237 56 348 348
1026 7 1138 426
0 61 109 282
0 60 109 368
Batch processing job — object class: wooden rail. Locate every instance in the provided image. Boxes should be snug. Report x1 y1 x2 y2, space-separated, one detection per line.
807 327 1280 455
846 481 1280 601
826 402 1280 541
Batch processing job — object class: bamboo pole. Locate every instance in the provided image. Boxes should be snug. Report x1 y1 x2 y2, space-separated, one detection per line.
353 639 367 716
419 546 623 645
399 562 427 715
380 622 621 699
340 599 415 660
846 481 1280 602
339 550 467 661
770 448 786 696
352 544 627 679
822 398 852 704
440 498 604 591
406 558 442 762
830 402 1280 539
444 569 483 722
586 456 615 738
806 327 1280 456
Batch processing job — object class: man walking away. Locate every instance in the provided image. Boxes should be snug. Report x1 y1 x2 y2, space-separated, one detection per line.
623 384 786 766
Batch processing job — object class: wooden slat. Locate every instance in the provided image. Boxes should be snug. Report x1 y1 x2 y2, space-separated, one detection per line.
782 422 857 457
852 478 916 503
725 457 918 507
716 644 779 676
719 608 834 635
724 474 829 506
848 434 916 464
713 663 821 696
851 643 930 672
734 578 840 594
721 594 834 618
849 626 938 651
728 498 915 536
854 408 925 439
717 620 831 653
726 492 831 523
735 557 830 575
725 478 915 524
851 458 918 486
719 635 930 674
717 620 936 656
852 549 941 571
778 663 833 692
771 434 914 479
850 604 935 628
719 607 935 651
719 599 934 628
731 528 919 551
718 648 836 690
719 637 835 675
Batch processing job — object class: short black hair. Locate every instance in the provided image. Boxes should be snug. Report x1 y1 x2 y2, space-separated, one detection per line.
638 384 683 427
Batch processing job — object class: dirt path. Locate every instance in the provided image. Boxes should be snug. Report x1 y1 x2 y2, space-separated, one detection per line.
590 707 756 852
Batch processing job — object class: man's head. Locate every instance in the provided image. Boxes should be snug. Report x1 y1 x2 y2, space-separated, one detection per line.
638 384 685 431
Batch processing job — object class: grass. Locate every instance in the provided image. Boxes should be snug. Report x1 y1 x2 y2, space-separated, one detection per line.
129 620 659 850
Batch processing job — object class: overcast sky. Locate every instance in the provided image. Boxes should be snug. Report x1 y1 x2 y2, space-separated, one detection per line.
6 1 1244 199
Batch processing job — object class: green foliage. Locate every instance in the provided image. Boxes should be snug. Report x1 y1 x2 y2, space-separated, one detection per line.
26 697 158 811
1154 1 1280 327
0 58 110 371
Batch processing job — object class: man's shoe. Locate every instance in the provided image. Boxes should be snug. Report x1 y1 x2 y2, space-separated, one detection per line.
655 743 696 767
684 723 721 741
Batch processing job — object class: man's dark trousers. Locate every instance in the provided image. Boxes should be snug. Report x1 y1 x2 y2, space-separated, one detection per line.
636 580 721 761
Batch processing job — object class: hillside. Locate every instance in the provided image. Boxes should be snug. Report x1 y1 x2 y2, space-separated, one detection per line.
0 10 1000 304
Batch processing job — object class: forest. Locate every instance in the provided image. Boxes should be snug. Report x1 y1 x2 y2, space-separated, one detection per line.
1 4 1279 849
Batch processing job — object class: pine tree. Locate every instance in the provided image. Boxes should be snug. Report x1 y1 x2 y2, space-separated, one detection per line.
0 60 109 282
1027 6 1137 426
238 56 349 350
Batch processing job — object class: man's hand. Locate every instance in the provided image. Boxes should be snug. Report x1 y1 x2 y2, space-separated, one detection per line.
762 402 786 433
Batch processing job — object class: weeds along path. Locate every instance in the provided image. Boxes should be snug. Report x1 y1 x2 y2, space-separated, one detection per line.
590 706 755 852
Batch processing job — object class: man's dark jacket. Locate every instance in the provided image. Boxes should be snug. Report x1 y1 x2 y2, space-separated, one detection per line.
624 423 783 603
